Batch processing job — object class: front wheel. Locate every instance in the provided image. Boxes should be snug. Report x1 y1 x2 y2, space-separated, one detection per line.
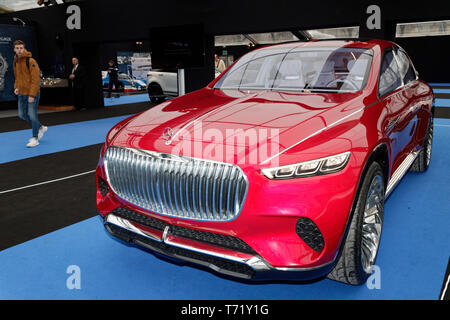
327 162 385 285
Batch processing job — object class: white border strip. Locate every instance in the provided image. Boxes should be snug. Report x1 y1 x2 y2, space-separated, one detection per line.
0 170 96 195
441 273 450 300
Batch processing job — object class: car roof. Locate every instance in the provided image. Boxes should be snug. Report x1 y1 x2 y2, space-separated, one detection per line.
255 39 397 52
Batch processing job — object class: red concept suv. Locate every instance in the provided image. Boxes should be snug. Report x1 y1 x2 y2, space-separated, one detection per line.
96 39 434 285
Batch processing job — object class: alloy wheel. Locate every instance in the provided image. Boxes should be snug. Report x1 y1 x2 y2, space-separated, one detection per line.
361 174 384 272
426 118 433 166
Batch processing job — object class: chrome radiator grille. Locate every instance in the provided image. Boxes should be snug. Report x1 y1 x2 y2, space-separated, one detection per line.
104 147 248 222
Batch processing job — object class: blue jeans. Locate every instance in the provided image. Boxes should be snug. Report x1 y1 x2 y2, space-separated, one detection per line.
18 93 42 138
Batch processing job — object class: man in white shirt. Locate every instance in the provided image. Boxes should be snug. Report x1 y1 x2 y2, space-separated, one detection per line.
214 54 226 73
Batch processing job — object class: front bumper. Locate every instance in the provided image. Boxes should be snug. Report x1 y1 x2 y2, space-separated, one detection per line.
101 210 335 281
96 144 362 281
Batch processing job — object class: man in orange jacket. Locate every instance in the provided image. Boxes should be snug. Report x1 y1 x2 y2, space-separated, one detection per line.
13 40 47 147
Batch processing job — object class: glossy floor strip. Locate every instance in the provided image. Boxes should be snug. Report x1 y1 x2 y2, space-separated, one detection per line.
104 93 150 106
429 83 450 87
433 89 450 94
435 98 450 107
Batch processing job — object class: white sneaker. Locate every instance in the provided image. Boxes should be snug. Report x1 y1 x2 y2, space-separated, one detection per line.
38 125 48 140
26 137 39 147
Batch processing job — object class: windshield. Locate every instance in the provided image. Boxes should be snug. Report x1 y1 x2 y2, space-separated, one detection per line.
214 47 373 93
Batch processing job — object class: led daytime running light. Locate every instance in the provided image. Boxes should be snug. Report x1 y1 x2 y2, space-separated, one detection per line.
261 152 350 180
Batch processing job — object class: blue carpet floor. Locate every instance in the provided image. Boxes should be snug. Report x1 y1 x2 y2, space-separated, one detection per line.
0 115 130 164
433 89 450 94
431 83 450 108
429 83 450 87
436 99 450 107
104 94 149 106
0 115 449 299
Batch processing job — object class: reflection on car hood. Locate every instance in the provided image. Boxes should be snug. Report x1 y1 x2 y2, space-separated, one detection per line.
110 87 367 165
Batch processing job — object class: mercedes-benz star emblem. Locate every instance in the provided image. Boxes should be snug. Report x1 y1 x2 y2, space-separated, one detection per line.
162 127 174 145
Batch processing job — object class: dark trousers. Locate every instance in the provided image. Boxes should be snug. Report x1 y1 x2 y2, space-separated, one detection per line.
72 86 85 110
107 78 120 97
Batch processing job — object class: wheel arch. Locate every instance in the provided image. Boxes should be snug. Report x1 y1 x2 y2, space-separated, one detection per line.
365 142 390 187
147 81 162 90
330 141 390 270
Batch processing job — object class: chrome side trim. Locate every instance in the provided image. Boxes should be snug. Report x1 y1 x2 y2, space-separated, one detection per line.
385 149 419 197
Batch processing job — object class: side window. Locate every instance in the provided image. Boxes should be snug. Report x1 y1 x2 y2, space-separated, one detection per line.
378 49 402 97
396 50 416 84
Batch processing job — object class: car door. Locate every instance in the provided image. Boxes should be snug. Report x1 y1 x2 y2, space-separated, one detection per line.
378 48 411 174
157 71 178 96
396 49 434 151
166 72 179 95
393 48 422 153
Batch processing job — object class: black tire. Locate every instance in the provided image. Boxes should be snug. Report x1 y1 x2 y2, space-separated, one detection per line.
148 83 165 104
410 115 433 172
327 162 385 285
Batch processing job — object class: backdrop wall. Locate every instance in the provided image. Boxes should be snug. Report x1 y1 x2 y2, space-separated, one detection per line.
0 0 448 109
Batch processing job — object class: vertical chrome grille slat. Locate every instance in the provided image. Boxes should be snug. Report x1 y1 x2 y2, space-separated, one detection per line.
172 161 180 217
146 158 155 212
128 150 136 204
178 162 186 217
136 154 144 207
198 162 206 220
141 155 149 210
104 147 248 222
191 162 198 219
160 160 169 214
165 160 174 216
218 165 229 221
204 162 212 220
210 163 218 220
186 162 193 218
227 169 235 220
143 157 152 211
154 158 164 213
130 150 139 205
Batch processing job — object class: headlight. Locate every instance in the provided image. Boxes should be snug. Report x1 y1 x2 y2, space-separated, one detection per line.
261 152 351 180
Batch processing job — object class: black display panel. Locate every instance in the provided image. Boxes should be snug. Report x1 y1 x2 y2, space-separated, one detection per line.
150 24 204 69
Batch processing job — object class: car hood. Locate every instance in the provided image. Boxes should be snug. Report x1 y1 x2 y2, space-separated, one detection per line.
109 87 367 166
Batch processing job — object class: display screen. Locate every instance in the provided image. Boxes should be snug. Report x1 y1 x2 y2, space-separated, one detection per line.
150 24 204 69
0 24 39 102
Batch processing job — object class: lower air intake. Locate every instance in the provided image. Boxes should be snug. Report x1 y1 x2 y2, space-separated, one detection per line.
295 217 325 252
